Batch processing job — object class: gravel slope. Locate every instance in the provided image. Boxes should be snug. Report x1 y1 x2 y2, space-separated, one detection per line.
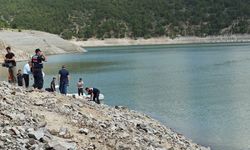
0 81 210 150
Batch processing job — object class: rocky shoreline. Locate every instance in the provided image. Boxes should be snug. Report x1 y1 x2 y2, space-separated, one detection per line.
0 81 210 150
71 35 250 47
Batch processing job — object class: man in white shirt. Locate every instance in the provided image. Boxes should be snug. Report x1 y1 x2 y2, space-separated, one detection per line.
23 61 32 88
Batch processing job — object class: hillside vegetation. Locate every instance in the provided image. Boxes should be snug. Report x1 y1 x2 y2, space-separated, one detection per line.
0 0 249 39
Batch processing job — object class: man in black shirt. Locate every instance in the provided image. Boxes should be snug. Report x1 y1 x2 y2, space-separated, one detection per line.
31 48 47 90
4 47 17 84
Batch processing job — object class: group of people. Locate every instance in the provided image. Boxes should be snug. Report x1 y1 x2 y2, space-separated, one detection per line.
3 47 101 104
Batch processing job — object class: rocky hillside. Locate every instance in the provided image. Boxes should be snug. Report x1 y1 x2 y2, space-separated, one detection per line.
0 81 210 150
0 30 85 62
0 0 249 39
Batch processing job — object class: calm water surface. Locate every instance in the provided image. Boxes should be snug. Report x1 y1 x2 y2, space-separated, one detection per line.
1 43 250 150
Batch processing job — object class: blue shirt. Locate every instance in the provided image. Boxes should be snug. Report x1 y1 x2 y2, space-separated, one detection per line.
58 68 69 83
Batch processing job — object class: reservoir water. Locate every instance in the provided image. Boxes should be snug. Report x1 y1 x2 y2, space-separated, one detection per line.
1 43 250 150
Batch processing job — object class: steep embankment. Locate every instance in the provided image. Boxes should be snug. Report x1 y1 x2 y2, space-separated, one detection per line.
0 30 86 62
0 82 210 150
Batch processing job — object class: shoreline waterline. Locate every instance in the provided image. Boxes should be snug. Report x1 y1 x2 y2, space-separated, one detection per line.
70 35 250 47
44 43 250 150
0 81 211 150
1 34 250 149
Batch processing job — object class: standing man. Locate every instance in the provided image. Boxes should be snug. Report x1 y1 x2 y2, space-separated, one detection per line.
58 65 70 95
85 87 101 104
31 48 47 90
23 61 32 88
4 47 16 84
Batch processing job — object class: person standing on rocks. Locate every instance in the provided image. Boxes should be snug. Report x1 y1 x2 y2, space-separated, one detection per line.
23 61 32 88
58 65 70 95
31 48 47 90
4 46 17 84
77 78 84 96
85 87 100 104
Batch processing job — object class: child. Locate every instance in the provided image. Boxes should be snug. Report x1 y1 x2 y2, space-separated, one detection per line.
17 69 24 86
77 78 84 96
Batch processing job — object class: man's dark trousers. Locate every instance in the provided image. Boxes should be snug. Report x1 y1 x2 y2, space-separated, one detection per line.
33 69 43 89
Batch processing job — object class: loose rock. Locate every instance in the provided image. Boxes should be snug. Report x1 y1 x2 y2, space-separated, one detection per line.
0 81 210 150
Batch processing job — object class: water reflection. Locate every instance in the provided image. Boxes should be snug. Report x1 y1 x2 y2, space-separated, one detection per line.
44 61 119 74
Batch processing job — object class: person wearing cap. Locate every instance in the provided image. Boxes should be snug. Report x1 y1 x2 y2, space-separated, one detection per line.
31 48 47 90
22 60 32 88
4 46 17 84
58 65 70 95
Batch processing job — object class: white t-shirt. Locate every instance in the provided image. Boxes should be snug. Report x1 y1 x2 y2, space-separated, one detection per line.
23 63 31 75
77 81 84 88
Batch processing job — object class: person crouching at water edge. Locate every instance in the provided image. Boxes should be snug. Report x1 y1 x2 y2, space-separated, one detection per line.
85 87 100 104
58 65 70 95
31 48 47 90
45 77 56 92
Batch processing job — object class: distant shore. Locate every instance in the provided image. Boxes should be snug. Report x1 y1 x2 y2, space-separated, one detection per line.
1 30 250 63
70 35 250 47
